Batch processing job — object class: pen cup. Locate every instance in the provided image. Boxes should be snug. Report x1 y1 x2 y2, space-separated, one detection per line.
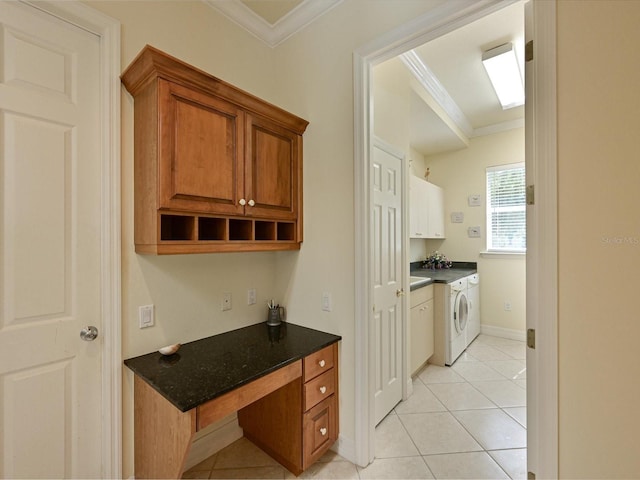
266 306 285 326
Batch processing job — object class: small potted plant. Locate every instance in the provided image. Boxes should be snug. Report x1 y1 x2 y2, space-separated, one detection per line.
423 251 452 270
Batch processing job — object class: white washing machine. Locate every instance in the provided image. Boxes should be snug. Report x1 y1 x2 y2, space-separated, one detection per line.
445 277 469 366
467 274 481 343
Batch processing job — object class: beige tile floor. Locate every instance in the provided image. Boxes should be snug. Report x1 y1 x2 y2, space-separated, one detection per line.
183 334 527 479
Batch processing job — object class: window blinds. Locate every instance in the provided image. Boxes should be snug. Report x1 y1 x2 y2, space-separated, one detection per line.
486 163 526 251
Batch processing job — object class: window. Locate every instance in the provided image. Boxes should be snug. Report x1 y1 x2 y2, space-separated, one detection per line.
486 163 526 252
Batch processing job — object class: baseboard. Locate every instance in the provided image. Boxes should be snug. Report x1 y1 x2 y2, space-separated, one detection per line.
480 324 526 342
406 377 414 398
183 413 243 470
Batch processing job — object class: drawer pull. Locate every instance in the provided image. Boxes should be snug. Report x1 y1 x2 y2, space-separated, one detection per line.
320 427 327 436
319 359 326 367
319 386 327 394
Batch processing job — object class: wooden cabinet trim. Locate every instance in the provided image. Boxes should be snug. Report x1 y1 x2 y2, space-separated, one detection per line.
121 45 309 135
197 360 301 431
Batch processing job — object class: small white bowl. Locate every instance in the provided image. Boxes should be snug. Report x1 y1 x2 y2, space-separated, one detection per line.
158 343 181 356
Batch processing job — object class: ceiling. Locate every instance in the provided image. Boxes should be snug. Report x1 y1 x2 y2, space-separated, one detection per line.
204 0 525 157
406 1 525 156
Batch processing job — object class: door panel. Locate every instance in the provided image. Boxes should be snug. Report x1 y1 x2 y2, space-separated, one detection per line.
245 114 299 219
159 80 245 215
0 3 103 477
372 142 404 426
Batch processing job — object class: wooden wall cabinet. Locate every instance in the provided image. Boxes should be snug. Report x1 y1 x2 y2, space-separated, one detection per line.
121 45 308 254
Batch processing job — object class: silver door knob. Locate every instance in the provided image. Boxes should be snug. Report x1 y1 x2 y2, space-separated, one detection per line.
396 288 405 297
80 326 99 341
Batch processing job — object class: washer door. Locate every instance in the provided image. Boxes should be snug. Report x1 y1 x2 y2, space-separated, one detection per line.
454 291 469 334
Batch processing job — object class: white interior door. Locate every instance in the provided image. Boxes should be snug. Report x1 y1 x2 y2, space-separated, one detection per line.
372 139 405 426
0 2 104 477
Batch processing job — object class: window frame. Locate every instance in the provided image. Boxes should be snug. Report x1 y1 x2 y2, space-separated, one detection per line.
485 162 526 253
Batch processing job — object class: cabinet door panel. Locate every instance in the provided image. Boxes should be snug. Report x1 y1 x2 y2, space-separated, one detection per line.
159 80 245 214
245 114 299 220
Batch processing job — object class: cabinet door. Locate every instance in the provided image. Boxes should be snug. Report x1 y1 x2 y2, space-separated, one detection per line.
410 299 435 375
245 114 300 220
409 175 428 238
426 182 445 238
158 80 245 215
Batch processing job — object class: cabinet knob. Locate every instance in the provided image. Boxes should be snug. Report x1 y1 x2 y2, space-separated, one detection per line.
319 359 326 368
320 427 327 436
248 199 255 207
239 198 246 206
319 386 327 394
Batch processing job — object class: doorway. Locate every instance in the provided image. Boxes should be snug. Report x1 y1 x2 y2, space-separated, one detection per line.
353 1 558 478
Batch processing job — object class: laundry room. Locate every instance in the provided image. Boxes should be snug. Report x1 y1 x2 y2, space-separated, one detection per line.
372 2 527 356
370 3 528 477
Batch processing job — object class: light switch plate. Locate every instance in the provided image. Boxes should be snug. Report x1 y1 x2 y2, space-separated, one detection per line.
468 194 482 206
468 226 481 238
321 292 332 312
451 212 464 223
139 305 154 329
247 288 256 305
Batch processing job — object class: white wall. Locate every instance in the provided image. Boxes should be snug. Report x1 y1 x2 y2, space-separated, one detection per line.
423 129 526 333
557 1 640 476
86 1 640 477
87 1 285 475
86 0 449 475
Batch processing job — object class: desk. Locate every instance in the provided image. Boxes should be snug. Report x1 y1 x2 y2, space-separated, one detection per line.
125 323 341 479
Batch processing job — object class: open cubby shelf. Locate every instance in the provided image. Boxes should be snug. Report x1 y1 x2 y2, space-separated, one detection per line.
159 213 297 243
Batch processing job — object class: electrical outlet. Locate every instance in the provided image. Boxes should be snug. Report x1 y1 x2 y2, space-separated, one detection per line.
247 288 256 305
222 292 232 311
504 301 512 311
139 305 154 328
321 292 332 312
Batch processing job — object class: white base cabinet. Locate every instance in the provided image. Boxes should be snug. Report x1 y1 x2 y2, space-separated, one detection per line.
410 284 434 376
409 175 445 239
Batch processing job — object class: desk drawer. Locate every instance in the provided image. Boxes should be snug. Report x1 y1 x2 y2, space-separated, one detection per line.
304 344 335 382
304 369 335 411
303 395 337 469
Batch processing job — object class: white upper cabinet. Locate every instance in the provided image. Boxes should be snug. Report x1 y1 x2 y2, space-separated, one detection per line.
409 175 445 239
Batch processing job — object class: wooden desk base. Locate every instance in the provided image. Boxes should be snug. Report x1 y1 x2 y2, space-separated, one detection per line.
133 361 302 479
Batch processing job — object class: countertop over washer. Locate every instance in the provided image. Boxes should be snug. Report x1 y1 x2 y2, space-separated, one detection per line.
410 261 477 285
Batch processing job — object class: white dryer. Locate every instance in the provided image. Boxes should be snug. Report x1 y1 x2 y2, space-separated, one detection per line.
467 273 480 343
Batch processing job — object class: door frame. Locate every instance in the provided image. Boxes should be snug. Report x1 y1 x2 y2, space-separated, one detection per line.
353 0 558 478
20 1 122 477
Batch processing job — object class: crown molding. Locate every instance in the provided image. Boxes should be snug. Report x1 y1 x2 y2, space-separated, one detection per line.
203 0 343 47
400 49 474 138
401 49 525 142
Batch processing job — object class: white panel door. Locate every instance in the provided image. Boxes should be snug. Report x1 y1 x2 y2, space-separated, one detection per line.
372 140 404 426
0 3 103 478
